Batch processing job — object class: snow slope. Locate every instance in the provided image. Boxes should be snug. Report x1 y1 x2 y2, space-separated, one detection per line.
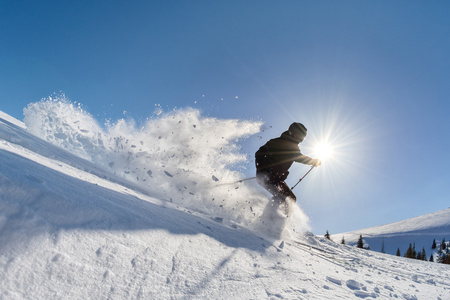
1 105 449 299
332 208 450 258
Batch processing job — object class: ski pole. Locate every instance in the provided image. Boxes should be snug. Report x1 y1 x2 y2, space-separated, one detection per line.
214 176 256 187
291 165 314 190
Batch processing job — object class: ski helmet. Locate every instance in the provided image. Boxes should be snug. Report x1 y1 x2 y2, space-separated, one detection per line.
288 122 307 141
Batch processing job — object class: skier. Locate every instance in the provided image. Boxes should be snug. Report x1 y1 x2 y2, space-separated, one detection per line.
255 122 321 205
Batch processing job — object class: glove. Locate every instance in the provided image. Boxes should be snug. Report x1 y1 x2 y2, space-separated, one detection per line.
311 159 321 167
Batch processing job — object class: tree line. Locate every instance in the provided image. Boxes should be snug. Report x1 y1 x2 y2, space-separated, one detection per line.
397 238 450 264
324 231 450 264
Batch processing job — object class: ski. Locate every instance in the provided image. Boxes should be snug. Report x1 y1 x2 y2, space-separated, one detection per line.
287 240 355 264
290 240 338 255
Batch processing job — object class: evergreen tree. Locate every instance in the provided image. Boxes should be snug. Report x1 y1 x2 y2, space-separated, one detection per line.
381 239 385 254
440 238 446 251
357 235 364 249
405 244 414 259
431 239 437 249
324 230 331 240
416 251 422 260
445 254 450 264
421 248 427 261
429 254 434 262
396 248 401 256
341 236 346 245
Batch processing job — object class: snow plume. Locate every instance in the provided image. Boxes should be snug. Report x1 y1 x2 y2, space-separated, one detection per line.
23 96 310 233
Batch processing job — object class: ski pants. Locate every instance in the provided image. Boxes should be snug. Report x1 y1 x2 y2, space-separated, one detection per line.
256 171 296 203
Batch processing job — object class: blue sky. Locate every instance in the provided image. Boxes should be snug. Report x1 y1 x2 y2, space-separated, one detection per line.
1 1 450 235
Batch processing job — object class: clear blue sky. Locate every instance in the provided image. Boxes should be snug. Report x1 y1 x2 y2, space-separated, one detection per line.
1 1 450 234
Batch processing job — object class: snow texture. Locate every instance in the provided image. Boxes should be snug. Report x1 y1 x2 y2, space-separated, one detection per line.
1 103 449 299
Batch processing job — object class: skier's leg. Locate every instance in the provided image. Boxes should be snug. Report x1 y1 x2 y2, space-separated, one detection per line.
256 172 279 198
274 181 296 202
272 181 296 216
263 181 295 217
257 171 296 204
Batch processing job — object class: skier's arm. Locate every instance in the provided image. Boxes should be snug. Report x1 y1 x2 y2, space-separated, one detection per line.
295 154 321 167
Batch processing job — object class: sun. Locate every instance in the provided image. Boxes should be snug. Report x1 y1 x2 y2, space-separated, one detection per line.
314 142 333 161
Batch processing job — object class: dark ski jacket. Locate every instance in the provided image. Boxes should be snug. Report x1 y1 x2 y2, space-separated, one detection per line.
255 131 314 179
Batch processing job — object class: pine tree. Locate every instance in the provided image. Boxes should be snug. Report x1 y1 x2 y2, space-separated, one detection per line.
432 239 437 249
396 248 401 256
421 248 427 261
438 253 449 264
445 254 450 264
324 230 331 240
405 243 414 259
416 251 422 260
357 235 364 249
429 254 434 262
381 239 385 254
341 236 346 245
440 238 446 251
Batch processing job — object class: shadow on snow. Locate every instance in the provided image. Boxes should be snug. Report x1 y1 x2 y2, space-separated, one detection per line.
0 149 270 254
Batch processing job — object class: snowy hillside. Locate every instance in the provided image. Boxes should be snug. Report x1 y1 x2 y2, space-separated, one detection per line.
1 104 449 299
332 208 450 258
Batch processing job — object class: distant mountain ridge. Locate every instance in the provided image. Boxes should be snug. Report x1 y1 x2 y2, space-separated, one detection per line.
332 208 450 257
